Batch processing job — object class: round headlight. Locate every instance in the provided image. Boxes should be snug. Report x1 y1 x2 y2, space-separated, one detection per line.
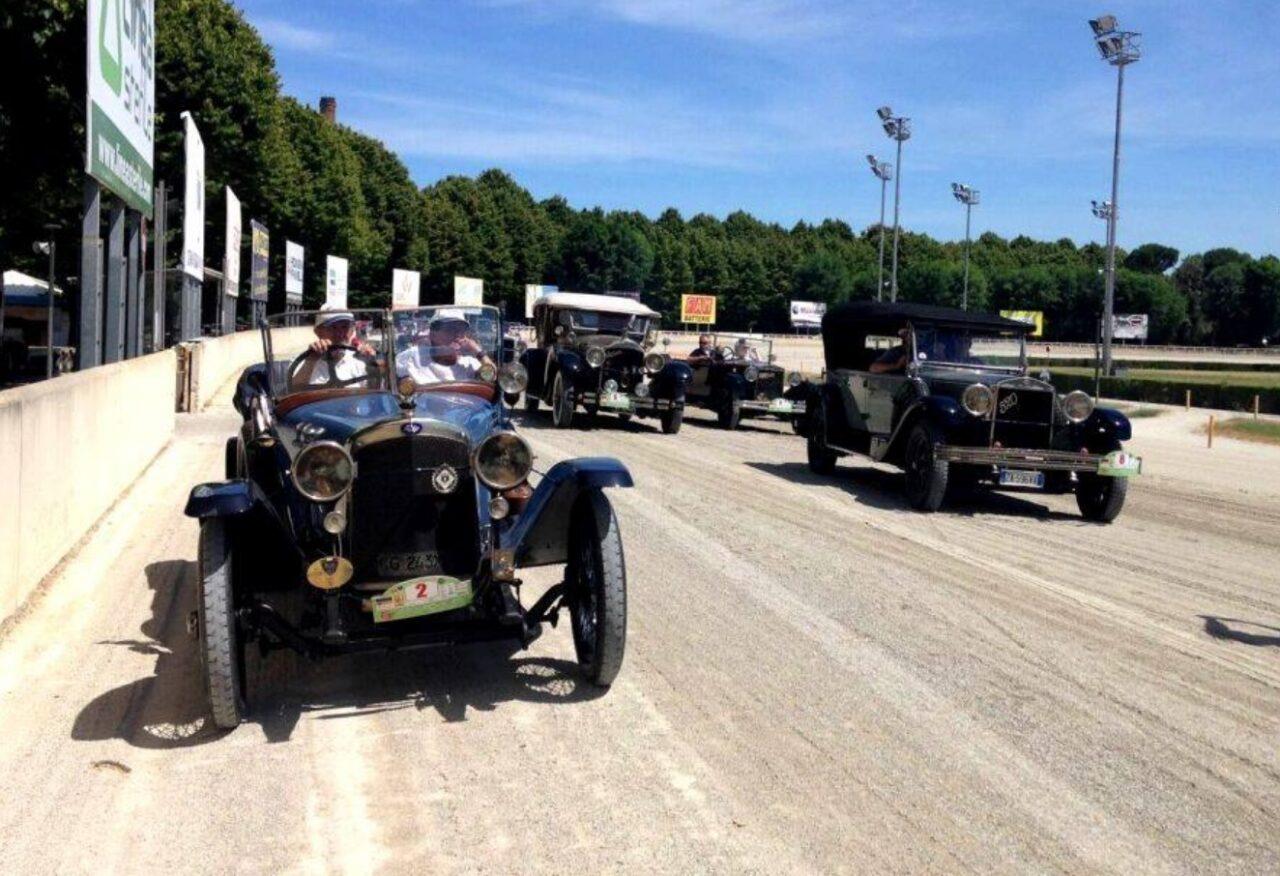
477 362 498 383
644 352 666 374
498 363 528 394
292 441 354 502
1061 390 1094 423
604 378 619 393
744 365 759 383
961 383 994 417
473 432 533 491
634 381 650 398
585 346 606 368
787 371 802 387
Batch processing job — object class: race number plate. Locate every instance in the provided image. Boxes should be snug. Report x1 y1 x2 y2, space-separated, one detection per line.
999 469 1045 488
369 576 473 623
767 398 794 414
1098 450 1142 477
599 391 634 411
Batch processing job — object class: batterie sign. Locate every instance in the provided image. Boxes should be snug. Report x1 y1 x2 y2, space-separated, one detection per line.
680 294 717 325
1000 310 1044 338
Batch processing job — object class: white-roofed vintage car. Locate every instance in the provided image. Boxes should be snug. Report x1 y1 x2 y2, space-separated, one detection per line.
520 292 692 433
184 305 632 729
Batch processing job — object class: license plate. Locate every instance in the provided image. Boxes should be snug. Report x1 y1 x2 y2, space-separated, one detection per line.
1098 450 1142 477
368 576 473 623
767 399 794 414
599 391 633 411
376 552 440 578
999 469 1045 488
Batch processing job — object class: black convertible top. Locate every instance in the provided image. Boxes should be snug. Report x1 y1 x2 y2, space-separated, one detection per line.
822 301 1031 338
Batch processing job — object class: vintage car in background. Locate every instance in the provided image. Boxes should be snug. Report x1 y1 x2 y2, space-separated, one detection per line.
184 305 632 729
684 335 805 430
793 302 1140 521
520 292 691 433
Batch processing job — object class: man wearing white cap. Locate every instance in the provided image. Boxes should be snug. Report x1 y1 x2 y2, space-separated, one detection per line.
396 308 493 384
291 305 379 387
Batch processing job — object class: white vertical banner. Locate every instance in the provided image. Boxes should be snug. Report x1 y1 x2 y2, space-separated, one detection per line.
285 241 304 303
180 112 205 282
454 275 484 306
392 269 420 309
223 187 241 297
524 284 557 318
325 255 349 309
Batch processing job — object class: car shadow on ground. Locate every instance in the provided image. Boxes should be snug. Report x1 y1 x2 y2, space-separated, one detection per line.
746 460 1082 521
1199 615 1280 647
683 411 791 436
73 560 606 749
511 408 662 435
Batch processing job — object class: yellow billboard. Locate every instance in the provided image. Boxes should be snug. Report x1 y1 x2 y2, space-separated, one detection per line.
1000 310 1044 338
680 294 717 325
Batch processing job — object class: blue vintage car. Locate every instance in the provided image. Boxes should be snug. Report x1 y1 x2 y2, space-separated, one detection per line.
520 292 691 433
794 302 1141 521
184 305 632 729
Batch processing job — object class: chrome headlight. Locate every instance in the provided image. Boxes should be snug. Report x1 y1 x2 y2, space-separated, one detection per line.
473 432 533 491
292 441 354 502
634 381 650 398
961 383 994 417
1061 390 1095 423
585 346 606 368
744 365 759 383
499 363 528 394
603 378 619 393
787 371 802 387
644 351 666 374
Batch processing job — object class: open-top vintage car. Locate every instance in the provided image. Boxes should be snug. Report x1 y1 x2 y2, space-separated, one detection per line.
520 292 691 432
184 305 632 729
793 302 1141 521
684 335 805 429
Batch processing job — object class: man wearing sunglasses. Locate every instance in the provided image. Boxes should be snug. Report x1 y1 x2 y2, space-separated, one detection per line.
396 309 494 384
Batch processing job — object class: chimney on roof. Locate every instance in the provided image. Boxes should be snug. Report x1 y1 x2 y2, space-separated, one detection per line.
319 96 337 123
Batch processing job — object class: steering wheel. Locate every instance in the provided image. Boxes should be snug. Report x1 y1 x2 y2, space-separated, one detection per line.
288 344 380 389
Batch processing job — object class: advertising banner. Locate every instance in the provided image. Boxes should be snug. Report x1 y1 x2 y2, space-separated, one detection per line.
1000 310 1045 338
392 269 421 309
789 300 826 329
325 256 349 309
524 284 557 318
86 0 155 216
454 276 484 306
180 112 204 281
223 187 240 297
249 220 269 301
1112 313 1149 341
285 241 304 303
680 294 717 325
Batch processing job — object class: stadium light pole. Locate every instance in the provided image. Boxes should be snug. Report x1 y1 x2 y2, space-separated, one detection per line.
866 154 893 301
951 183 980 310
877 106 911 302
1089 14 1140 377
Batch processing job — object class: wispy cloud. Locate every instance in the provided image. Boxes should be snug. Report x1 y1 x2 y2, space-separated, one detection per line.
254 18 336 52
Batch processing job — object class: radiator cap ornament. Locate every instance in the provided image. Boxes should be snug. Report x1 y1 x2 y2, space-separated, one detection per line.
432 464 459 494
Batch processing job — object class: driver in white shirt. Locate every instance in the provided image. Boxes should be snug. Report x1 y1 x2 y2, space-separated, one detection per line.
396 310 494 384
291 307 379 388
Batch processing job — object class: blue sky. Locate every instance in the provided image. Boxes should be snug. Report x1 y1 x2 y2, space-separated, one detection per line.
237 0 1279 257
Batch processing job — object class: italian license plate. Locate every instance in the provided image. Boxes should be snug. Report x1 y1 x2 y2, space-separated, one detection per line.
369 576 473 623
999 469 1045 488
599 391 633 411
376 552 440 578
767 398 794 414
1098 450 1142 477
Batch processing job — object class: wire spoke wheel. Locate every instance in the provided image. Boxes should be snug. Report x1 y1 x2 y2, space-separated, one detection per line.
903 422 948 511
566 490 627 687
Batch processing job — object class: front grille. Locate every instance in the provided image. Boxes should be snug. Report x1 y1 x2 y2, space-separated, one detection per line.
754 369 782 401
992 386 1053 448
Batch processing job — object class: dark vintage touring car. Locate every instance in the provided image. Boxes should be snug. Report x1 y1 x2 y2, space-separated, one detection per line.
184 305 632 728
683 335 805 429
792 302 1141 520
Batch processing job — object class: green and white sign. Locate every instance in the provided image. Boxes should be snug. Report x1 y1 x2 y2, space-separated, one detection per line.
86 0 155 216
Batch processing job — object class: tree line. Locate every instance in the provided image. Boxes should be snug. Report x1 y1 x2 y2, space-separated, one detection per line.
3 0 1277 345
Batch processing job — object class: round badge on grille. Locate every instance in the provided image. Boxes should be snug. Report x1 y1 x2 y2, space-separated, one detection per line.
432 464 459 494
402 422 423 435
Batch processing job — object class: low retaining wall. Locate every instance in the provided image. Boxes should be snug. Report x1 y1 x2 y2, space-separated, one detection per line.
0 349 177 624
182 327 314 411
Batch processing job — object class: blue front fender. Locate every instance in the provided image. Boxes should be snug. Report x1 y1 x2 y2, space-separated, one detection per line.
1074 406 1132 447
501 457 633 567
650 360 692 399
185 480 257 518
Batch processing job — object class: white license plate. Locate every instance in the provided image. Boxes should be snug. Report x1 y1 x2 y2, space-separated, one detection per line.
768 399 794 414
599 392 633 411
999 469 1045 488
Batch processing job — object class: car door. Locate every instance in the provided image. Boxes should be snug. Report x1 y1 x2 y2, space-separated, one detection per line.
831 369 872 437
862 373 905 435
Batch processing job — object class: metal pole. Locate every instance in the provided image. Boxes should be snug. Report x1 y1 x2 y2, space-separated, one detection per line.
104 203 126 363
889 134 904 302
125 213 141 359
962 200 972 310
152 181 167 350
876 176 887 301
46 241 56 378
79 178 103 370
1102 62 1125 377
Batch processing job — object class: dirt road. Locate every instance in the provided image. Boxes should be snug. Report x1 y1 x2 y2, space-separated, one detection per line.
0 396 1277 874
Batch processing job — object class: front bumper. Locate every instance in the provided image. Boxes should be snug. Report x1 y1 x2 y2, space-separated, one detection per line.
740 398 806 417
579 391 680 414
935 446 1142 476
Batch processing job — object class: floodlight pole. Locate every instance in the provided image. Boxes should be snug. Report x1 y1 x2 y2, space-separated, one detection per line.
889 134 904 302
877 173 888 301
962 198 973 310
1101 61 1125 377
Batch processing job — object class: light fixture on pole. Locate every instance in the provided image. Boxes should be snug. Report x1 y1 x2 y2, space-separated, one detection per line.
951 183 980 310
876 106 911 302
866 154 893 302
32 232 58 379
1089 13 1140 377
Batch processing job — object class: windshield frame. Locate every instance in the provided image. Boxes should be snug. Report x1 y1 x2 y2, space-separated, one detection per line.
558 308 651 340
909 323 1027 374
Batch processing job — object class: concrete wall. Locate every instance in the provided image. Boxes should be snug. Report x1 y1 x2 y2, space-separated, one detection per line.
186 328 314 410
0 350 177 623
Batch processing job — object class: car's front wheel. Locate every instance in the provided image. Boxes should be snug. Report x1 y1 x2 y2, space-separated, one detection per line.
1076 470 1128 522
567 490 627 687
903 422 949 512
660 407 683 434
197 518 246 729
551 372 575 428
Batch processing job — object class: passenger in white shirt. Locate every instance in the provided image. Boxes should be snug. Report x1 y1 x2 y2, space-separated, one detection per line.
291 308 380 388
396 311 494 385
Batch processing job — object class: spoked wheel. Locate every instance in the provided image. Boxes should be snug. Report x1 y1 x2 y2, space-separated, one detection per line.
660 407 683 435
1076 471 1128 522
566 490 627 687
718 398 742 430
197 518 246 728
806 403 837 475
903 422 949 512
551 372 575 428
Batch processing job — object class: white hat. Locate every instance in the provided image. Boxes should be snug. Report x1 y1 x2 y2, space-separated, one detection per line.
316 304 355 328
429 307 470 327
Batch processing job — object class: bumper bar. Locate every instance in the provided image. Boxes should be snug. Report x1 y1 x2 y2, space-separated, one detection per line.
936 446 1106 473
